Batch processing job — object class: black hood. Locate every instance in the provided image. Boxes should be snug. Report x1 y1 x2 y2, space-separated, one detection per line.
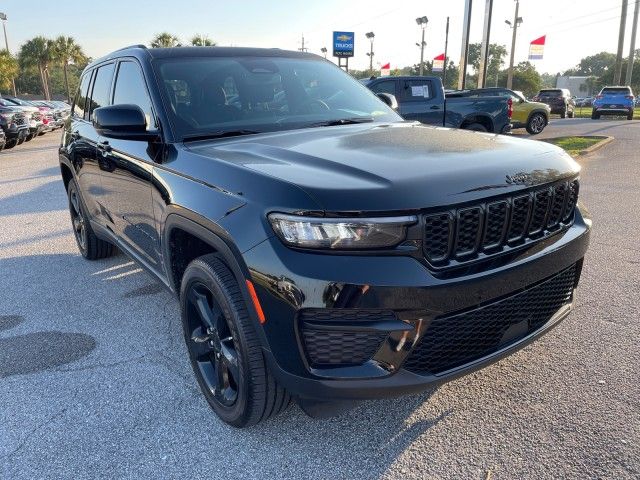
187 123 580 212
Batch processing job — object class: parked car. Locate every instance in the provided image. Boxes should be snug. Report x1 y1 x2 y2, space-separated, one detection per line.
0 128 6 152
0 97 44 141
532 88 575 118
591 86 635 120
454 87 550 134
32 100 67 128
60 45 590 427
0 106 29 148
576 96 593 108
362 76 512 133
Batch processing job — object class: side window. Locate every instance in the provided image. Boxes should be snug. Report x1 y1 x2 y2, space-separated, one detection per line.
88 63 115 120
113 61 155 129
401 80 433 101
73 72 92 119
369 80 397 96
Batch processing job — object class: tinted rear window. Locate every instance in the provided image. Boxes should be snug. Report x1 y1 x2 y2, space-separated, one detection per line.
538 90 562 97
601 88 631 95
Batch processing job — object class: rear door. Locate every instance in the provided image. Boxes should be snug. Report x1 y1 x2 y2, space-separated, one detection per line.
98 59 162 269
397 78 444 125
68 67 105 220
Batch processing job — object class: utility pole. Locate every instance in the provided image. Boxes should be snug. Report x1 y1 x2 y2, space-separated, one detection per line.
626 0 639 85
416 17 428 76
0 13 17 96
458 0 473 89
443 17 450 87
366 32 375 75
477 0 494 88
614 0 628 85
506 0 521 89
298 34 307 52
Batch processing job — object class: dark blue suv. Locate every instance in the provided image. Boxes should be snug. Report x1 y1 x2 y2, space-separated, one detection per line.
592 86 635 120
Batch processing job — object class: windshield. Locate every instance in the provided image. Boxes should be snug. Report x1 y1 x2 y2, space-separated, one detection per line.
154 56 401 140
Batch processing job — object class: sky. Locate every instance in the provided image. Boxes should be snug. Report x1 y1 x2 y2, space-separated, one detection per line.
2 0 637 74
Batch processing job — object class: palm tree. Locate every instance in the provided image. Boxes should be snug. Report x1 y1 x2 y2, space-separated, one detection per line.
51 36 87 103
190 34 216 47
150 33 180 48
18 36 53 99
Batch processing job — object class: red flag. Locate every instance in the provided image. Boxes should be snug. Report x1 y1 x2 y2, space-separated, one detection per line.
381 62 390 69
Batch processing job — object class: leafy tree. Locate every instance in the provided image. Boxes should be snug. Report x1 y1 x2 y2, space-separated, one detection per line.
468 43 508 86
18 36 54 99
0 50 18 93
498 61 541 97
150 33 180 48
540 72 558 88
191 34 216 46
50 36 87 103
565 52 616 77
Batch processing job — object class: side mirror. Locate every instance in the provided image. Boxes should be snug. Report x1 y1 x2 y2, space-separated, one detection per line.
92 104 158 141
376 92 399 111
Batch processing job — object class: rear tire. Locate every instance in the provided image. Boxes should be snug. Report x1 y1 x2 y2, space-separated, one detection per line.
526 113 547 135
180 254 290 427
5 139 16 149
67 179 116 260
560 107 567 119
567 109 574 118
25 133 34 142
464 122 488 132
591 111 600 120
628 109 634 120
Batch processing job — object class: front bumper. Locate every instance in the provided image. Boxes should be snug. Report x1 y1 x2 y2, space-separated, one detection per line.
244 205 591 400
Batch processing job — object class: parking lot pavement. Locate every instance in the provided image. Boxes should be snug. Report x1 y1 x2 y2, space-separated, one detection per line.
1 127 639 479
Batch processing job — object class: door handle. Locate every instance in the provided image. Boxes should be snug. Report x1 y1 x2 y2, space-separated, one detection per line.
429 105 441 110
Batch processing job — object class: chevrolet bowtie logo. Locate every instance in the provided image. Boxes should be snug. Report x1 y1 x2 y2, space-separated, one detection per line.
336 34 352 42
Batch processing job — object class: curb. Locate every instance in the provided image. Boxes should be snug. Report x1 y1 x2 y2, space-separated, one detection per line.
578 135 614 155
541 135 614 157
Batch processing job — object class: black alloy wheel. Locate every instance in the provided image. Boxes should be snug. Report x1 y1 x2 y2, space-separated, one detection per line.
69 185 87 252
180 254 290 427
66 179 115 260
185 281 240 407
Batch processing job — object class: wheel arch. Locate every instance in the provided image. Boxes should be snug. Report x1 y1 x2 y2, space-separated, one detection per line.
163 212 270 342
460 114 494 132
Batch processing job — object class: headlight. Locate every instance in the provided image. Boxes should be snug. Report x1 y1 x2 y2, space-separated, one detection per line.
268 213 417 249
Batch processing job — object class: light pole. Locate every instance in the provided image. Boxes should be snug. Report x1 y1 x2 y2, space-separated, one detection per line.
415 16 428 76
614 0 628 85
320 47 327 59
0 12 16 96
505 0 523 89
443 17 450 87
365 32 375 75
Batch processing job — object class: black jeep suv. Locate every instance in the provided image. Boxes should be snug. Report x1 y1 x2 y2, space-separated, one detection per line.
59 45 591 427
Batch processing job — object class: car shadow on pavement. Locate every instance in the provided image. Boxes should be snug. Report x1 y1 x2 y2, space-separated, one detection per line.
0 179 66 216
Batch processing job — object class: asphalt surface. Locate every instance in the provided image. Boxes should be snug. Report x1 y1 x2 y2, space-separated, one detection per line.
1 119 639 479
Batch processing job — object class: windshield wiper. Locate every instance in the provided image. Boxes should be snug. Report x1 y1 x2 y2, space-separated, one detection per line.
183 129 261 142
307 117 375 128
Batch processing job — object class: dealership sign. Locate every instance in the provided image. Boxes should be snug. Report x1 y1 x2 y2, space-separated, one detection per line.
528 35 546 60
432 53 445 72
333 31 354 58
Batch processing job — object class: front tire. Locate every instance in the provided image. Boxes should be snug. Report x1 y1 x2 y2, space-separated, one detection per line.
567 108 574 118
526 113 547 135
180 254 290 427
67 179 116 260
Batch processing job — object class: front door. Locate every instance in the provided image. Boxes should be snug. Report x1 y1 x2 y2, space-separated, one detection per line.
98 60 162 270
398 78 444 126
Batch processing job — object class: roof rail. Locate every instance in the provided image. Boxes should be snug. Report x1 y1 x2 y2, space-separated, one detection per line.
112 44 147 53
